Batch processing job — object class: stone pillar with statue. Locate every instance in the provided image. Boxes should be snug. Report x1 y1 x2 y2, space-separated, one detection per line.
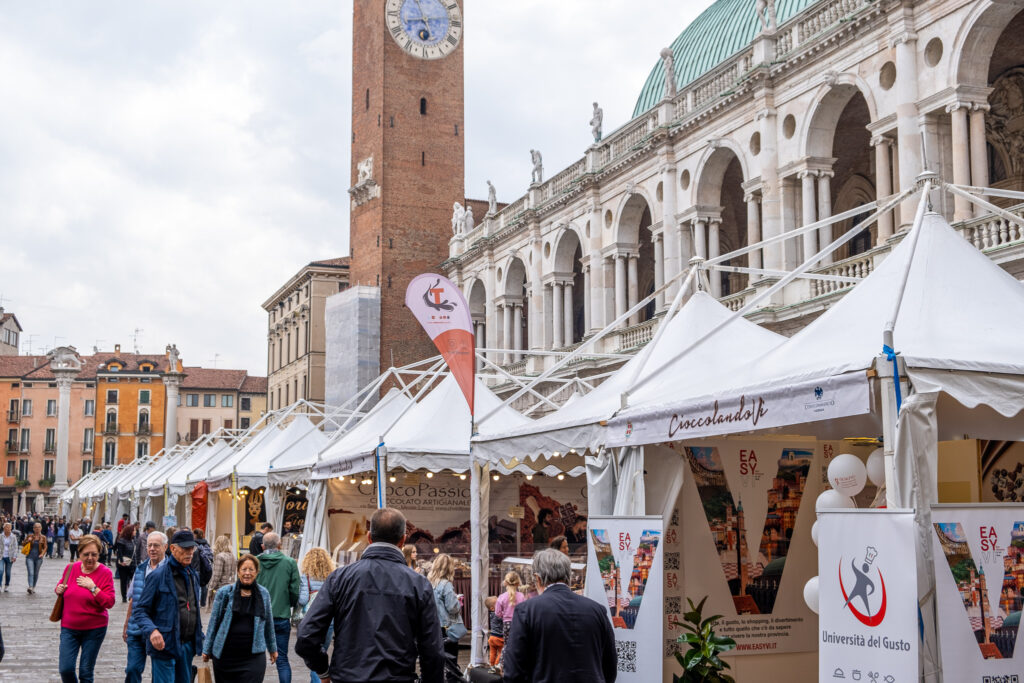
48 346 82 496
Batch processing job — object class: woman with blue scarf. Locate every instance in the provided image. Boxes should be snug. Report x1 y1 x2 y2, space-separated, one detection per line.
202 554 277 680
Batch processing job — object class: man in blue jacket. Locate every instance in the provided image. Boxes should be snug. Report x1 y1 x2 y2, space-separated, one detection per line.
122 530 167 683
135 529 204 683
295 507 444 683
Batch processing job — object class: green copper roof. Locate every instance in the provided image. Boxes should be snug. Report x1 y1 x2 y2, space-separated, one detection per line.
633 0 819 117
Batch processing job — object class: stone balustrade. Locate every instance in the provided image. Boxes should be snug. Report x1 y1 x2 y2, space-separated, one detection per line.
616 317 660 351
955 203 1024 251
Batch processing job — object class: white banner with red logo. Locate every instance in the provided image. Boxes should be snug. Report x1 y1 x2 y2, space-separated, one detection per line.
930 505 1023 682
405 273 475 414
585 516 664 682
607 372 870 448
818 509 918 683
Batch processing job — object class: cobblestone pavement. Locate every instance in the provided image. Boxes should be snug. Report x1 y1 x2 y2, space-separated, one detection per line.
0 556 302 682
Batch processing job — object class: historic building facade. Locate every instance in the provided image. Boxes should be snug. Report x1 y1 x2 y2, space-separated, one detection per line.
0 308 21 356
444 0 1024 382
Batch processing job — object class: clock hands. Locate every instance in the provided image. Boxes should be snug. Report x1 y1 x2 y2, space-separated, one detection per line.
412 0 433 41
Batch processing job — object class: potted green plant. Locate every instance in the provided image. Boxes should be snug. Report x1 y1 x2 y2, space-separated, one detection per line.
672 596 737 683
39 477 56 488
14 479 29 489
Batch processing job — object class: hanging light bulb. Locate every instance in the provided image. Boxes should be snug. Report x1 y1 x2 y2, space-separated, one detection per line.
426 472 434 478
349 478 357 485
389 475 396 483
557 474 565 481
459 474 467 481
492 474 500 481
525 474 533 481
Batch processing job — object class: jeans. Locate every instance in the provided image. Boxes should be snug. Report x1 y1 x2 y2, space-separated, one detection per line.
308 623 334 683
274 618 292 683
59 626 107 683
70 544 78 562
56 537 65 557
26 557 43 588
124 633 148 683
0 557 12 587
47 539 54 558
151 640 195 683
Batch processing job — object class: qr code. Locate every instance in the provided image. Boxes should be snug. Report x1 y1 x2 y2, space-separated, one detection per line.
616 640 637 673
983 676 1019 683
666 597 681 614
670 509 679 526
665 552 680 570
664 639 681 658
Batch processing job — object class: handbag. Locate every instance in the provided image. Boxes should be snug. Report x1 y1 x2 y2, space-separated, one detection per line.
49 565 72 623
195 663 213 683
20 542 30 556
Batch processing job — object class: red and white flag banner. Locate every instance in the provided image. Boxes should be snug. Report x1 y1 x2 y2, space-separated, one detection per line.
405 273 475 415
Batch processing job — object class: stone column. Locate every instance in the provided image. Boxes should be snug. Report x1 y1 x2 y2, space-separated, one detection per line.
502 304 513 364
948 102 972 221
512 304 523 363
745 194 762 273
970 104 990 216
563 283 574 346
758 106 784 273
693 218 707 259
552 283 564 349
474 321 485 371
163 372 184 448
582 265 592 332
800 170 818 264
872 136 894 241
614 255 627 325
817 170 834 264
484 257 497 364
661 165 680 300
51 368 78 494
627 255 639 325
894 31 922 227
652 234 665 309
708 220 722 298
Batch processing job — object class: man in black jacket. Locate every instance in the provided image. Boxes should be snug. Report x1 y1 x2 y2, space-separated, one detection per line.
296 507 444 683
502 548 617 683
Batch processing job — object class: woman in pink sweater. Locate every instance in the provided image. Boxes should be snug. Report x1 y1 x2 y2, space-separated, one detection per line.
55 534 116 683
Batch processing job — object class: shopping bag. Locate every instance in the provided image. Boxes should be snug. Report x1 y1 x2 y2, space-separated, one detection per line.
195 663 213 683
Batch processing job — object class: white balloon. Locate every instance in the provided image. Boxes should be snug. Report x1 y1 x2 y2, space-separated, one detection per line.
816 489 855 513
827 453 868 497
803 576 820 614
866 447 885 487
811 520 819 547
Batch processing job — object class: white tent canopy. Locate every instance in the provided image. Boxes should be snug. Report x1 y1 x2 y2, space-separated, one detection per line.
222 415 330 490
474 291 786 465
204 425 283 491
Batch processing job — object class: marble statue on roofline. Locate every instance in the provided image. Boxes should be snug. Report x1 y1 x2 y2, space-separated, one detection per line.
530 149 543 184
165 343 180 372
756 0 777 32
487 180 497 215
590 102 604 143
49 346 82 371
452 202 464 235
463 204 474 234
660 48 677 99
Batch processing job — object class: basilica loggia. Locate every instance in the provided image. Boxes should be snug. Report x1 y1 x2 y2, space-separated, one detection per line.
445 0 1024 379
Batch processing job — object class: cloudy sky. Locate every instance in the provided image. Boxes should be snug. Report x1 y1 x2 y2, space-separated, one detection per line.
0 1 709 374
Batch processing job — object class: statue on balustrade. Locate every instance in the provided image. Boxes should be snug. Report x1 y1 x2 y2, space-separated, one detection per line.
530 149 544 184
590 102 603 143
660 48 677 99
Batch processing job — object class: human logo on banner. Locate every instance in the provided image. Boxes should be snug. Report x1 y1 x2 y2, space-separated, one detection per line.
931 506 1023 681
817 510 918 683
585 516 663 682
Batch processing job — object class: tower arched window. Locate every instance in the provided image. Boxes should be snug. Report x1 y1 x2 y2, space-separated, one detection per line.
420 97 427 115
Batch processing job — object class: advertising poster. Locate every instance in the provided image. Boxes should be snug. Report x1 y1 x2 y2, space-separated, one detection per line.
283 491 308 532
586 515 663 682
818 509 918 683
242 487 267 535
673 438 820 654
931 505 1023 681
323 473 586 559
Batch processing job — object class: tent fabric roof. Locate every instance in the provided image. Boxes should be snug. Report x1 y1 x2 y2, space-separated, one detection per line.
220 415 328 490
309 388 414 480
473 291 785 464
611 212 1024 442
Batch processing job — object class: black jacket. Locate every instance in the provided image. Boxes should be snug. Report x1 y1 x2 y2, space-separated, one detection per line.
502 583 617 683
295 543 444 683
248 531 263 556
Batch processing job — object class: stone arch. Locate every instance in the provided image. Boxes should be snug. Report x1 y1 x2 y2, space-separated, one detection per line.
551 226 586 344
802 78 878 158
613 188 655 246
693 142 749 296
831 174 877 260
952 1 1024 86
502 255 529 298
466 277 487 319
613 192 657 324
499 255 530 363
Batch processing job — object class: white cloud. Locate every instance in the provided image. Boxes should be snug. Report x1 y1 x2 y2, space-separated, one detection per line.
0 1 710 373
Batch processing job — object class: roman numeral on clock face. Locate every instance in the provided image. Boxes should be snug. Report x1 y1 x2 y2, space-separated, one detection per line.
390 25 401 37
446 34 458 46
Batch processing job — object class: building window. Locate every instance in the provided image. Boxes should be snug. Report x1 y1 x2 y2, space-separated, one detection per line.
82 460 92 477
18 460 28 480
45 428 56 452
241 397 251 411
203 394 215 407
43 460 54 480
222 395 233 408
46 399 57 417
420 97 427 115
177 394 181 406
103 441 116 466
106 389 118 404
84 399 94 417
7 428 16 450
105 410 117 431
240 417 250 429
202 419 211 435
21 399 31 417
19 429 29 452
189 419 199 442
186 394 199 407
224 419 233 430
136 440 148 459
139 390 151 405
83 428 93 452
8 399 16 419
6 461 14 477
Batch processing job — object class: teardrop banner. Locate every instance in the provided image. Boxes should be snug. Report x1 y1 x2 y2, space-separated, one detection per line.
405 273 475 415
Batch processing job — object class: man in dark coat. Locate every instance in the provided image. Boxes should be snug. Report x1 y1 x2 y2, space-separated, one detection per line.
502 548 617 683
296 507 444 683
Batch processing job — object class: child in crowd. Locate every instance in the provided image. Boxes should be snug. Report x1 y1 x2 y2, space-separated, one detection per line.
486 596 503 666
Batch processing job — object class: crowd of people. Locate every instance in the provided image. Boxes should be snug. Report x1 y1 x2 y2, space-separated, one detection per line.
0 507 614 682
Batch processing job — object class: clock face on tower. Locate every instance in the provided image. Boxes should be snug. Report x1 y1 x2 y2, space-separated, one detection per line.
385 0 462 60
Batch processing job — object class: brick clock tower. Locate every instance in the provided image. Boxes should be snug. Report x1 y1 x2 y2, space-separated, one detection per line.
348 0 465 373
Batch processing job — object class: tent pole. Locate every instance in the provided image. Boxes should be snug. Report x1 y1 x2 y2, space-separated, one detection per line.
231 472 239 558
